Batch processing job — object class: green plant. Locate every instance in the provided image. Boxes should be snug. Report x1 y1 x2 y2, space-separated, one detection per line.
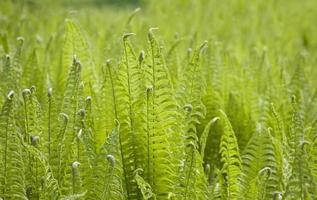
1 0 317 199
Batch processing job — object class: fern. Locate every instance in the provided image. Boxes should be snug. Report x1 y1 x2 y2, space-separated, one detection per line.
115 33 144 199
98 122 127 200
0 91 27 200
141 29 179 199
59 57 84 196
218 110 242 200
285 96 316 199
240 130 280 199
177 41 209 199
1 3 317 200
57 19 94 99
134 168 155 200
22 143 60 200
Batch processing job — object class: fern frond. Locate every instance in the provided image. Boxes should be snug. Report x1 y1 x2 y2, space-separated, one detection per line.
97 59 118 145
58 57 84 196
115 33 145 199
240 130 280 199
22 87 46 199
173 41 210 199
199 117 219 158
0 91 27 200
134 168 155 200
142 29 180 199
59 19 92 91
98 122 127 200
285 96 316 199
219 110 242 200
23 143 61 200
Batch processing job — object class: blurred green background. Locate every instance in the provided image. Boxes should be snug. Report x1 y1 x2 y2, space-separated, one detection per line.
1 0 317 79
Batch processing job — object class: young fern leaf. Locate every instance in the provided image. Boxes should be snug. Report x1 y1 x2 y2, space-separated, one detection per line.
51 113 69 191
0 91 27 200
285 96 315 199
98 121 126 200
22 87 43 145
240 130 279 199
142 29 179 199
200 117 219 158
269 104 292 197
74 105 97 199
22 142 61 200
174 41 210 199
134 168 155 200
46 88 59 160
22 87 45 199
219 110 242 200
71 161 82 195
115 33 144 199
60 19 92 91
58 58 84 196
98 59 118 145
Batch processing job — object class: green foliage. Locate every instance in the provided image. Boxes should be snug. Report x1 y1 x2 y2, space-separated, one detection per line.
1 0 317 199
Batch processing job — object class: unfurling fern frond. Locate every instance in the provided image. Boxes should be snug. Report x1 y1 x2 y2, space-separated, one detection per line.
22 87 45 199
177 41 209 200
59 19 92 91
240 130 280 199
23 143 61 200
285 96 316 199
115 33 144 199
142 29 180 199
134 168 155 200
58 58 84 196
200 117 219 158
0 91 27 200
98 122 126 200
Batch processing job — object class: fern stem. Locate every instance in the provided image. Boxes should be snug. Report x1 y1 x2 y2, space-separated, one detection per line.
107 61 130 196
146 88 151 184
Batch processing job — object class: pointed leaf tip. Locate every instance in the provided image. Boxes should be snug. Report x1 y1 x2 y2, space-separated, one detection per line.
48 88 53 97
7 90 14 100
148 27 159 38
123 32 135 39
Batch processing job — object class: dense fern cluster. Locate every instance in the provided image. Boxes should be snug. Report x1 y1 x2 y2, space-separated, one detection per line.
1 0 317 199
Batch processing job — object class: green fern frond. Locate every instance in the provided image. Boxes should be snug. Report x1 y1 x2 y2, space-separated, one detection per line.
240 130 280 199
200 117 219 158
59 19 93 91
285 96 316 199
142 29 180 199
98 122 127 200
23 143 61 200
115 33 145 199
134 168 156 200
219 110 242 200
97 59 119 145
0 91 27 200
